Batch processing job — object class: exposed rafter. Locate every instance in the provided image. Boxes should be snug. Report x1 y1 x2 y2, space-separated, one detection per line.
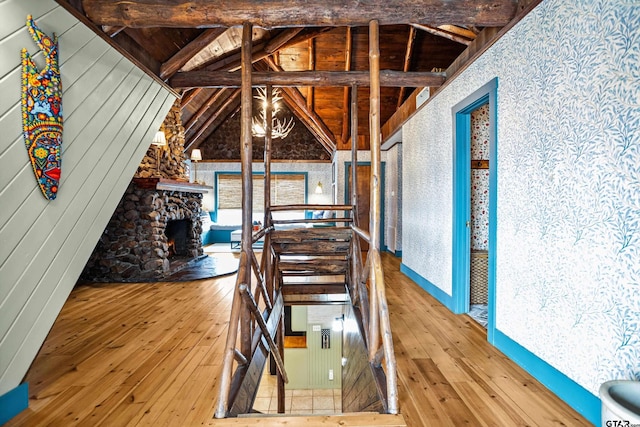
82 0 519 28
184 88 227 133
159 28 226 80
185 89 241 150
397 26 416 110
170 70 446 89
257 59 336 154
203 27 330 73
180 88 202 108
411 23 474 45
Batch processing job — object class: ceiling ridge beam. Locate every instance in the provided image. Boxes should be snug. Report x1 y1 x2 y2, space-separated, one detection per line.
170 69 446 89
82 0 519 28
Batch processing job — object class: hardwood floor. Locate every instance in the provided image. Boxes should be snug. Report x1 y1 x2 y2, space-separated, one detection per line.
7 253 589 426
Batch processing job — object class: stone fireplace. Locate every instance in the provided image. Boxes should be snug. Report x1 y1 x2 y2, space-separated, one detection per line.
81 178 208 281
81 100 210 282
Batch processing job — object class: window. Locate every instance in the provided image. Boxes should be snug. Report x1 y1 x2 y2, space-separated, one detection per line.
216 173 307 224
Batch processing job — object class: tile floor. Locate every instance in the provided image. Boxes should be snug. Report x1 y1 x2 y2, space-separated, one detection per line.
253 371 342 415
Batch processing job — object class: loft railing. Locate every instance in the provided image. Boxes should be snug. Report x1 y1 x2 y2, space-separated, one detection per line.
214 18 397 418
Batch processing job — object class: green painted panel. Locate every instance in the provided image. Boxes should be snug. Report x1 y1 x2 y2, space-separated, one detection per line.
291 306 307 332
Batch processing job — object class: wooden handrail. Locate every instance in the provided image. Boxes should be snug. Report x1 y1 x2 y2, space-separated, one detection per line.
215 250 249 418
270 204 352 211
370 249 398 414
352 225 371 243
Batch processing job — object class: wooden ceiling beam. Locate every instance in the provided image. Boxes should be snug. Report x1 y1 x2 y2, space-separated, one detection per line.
204 27 330 72
264 28 304 54
180 88 202 108
184 88 226 133
170 69 446 89
185 89 241 151
411 23 473 45
159 28 227 80
396 26 416 110
82 0 518 28
257 59 336 154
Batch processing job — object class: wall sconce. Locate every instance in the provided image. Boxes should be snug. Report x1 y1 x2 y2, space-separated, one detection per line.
315 181 323 194
190 149 202 183
151 130 167 176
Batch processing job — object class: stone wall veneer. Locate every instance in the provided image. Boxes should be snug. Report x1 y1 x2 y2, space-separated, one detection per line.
136 99 188 179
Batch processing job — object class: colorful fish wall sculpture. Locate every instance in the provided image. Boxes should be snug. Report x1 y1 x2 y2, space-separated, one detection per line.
21 15 62 200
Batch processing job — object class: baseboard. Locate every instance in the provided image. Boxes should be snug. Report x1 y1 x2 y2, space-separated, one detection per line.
494 329 600 426
0 383 28 425
400 263 454 311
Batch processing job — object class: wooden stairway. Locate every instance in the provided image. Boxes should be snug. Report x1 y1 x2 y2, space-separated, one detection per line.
271 227 352 303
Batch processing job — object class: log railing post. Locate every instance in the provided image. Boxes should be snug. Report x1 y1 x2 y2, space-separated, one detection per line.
368 19 381 362
240 21 254 360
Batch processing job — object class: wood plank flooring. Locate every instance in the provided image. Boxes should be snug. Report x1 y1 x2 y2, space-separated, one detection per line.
7 253 589 426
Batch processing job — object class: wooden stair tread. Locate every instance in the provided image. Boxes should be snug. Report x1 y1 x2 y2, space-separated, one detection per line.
281 283 347 295
211 413 407 426
272 241 351 255
271 227 352 243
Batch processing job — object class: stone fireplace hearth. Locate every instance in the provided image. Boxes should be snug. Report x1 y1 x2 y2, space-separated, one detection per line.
81 178 209 282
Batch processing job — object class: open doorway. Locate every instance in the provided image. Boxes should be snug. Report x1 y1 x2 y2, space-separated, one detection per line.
452 78 498 342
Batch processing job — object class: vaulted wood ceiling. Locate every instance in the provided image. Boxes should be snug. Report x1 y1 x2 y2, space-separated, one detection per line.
58 0 530 158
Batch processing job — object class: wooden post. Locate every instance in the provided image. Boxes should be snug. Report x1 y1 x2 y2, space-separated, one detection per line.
277 311 285 413
350 84 359 223
240 21 254 358
307 38 315 110
350 83 360 304
262 84 274 305
368 19 381 362
264 85 273 227
341 27 353 145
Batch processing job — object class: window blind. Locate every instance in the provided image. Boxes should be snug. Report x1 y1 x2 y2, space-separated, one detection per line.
217 174 305 211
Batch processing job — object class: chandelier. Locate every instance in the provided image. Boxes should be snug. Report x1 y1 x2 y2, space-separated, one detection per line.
251 87 295 139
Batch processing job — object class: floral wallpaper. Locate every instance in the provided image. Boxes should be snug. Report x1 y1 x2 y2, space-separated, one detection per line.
471 104 490 160
471 105 490 251
403 0 639 396
471 169 489 250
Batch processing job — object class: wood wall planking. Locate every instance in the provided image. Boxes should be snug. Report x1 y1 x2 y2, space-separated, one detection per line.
0 0 176 396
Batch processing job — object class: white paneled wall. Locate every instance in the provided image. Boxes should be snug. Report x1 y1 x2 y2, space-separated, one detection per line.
0 0 176 395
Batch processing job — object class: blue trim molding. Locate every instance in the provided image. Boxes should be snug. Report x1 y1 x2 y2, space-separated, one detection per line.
494 330 600 426
0 383 28 425
400 263 454 311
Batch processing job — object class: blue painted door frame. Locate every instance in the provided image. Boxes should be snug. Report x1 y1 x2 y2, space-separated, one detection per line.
452 78 498 343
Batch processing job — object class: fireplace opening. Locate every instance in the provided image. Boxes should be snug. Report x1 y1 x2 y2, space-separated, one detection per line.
165 219 191 258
